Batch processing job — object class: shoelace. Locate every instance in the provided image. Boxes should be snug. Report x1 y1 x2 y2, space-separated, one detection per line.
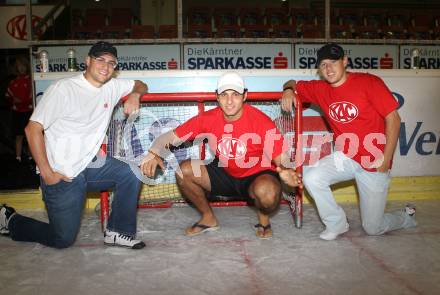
118 233 134 241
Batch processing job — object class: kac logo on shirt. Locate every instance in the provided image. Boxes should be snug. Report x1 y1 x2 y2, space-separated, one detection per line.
328 101 359 123
217 137 247 159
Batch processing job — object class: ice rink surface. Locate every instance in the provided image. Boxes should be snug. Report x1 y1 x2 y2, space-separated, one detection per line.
1 200 439 295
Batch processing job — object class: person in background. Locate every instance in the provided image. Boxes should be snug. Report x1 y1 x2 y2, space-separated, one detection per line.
281 43 417 241
141 72 301 239
0 41 148 249
5 55 33 162
0 62 16 149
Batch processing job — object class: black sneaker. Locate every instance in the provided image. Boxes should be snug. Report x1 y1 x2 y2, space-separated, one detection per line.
0 204 16 236
104 230 146 249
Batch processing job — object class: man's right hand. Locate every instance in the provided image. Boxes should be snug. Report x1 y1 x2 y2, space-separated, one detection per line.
140 151 166 177
42 171 72 185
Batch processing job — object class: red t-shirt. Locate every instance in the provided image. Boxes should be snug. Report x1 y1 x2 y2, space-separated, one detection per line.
296 72 398 171
175 104 285 178
7 74 33 112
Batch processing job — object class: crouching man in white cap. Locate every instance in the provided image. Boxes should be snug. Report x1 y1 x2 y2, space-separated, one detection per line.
140 72 301 239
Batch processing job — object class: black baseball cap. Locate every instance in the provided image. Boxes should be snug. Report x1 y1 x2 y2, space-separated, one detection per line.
88 41 118 59
316 43 344 67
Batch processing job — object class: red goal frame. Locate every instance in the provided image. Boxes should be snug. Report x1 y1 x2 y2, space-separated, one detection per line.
99 91 303 230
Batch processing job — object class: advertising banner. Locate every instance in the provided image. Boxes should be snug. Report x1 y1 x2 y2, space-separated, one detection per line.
33 44 181 72
33 69 440 177
381 71 440 176
183 44 292 69
295 44 399 69
400 45 440 69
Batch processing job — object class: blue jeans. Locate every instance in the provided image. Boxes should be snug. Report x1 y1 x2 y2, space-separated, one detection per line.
303 152 417 235
8 156 141 248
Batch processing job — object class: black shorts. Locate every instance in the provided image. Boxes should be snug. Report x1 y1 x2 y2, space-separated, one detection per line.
12 111 32 136
206 158 280 201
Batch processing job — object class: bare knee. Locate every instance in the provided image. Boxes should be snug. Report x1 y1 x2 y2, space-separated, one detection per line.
251 176 281 214
175 160 193 184
175 160 206 187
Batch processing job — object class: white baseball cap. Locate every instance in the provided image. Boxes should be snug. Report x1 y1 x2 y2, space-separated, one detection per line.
216 72 246 94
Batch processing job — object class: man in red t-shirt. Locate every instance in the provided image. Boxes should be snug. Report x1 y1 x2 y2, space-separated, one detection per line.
281 43 417 241
141 72 300 239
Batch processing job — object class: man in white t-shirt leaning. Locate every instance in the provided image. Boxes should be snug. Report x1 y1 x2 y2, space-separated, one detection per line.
0 41 148 249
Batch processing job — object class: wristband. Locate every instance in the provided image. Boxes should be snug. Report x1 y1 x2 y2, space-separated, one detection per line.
148 149 163 160
283 86 294 92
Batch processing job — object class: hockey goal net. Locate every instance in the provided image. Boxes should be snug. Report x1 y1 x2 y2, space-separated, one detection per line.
103 91 304 227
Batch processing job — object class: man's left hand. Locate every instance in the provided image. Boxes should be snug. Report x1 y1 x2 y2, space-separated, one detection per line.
276 166 302 188
368 156 391 173
376 160 391 173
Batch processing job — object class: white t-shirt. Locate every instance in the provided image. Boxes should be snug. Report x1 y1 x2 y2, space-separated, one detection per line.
31 73 135 178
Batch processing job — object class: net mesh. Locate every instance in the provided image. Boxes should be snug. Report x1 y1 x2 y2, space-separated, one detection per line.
107 100 295 205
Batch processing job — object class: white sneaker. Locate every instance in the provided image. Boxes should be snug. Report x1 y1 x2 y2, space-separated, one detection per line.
104 230 146 249
405 204 416 217
319 223 349 241
0 204 16 236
